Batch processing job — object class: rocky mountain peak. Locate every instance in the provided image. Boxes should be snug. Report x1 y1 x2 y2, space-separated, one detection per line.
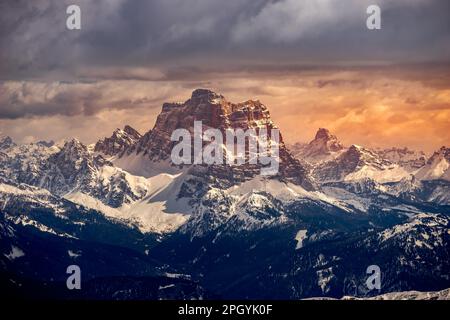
119 89 316 191
315 128 332 140
36 140 55 148
63 138 88 154
347 144 363 155
312 144 399 183
55 139 92 169
128 89 278 162
94 125 142 156
344 145 391 167
0 136 15 150
313 128 344 151
415 146 450 181
292 128 344 164
54 138 115 173
430 146 450 163
331 145 365 170
190 88 225 102
123 125 141 137
376 147 426 171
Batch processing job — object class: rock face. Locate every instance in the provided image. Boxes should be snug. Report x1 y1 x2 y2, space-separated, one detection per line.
41 139 109 194
0 136 15 150
94 125 142 157
42 139 149 207
120 89 316 191
313 144 406 183
291 128 345 164
0 138 149 208
129 89 277 161
0 138 60 184
415 146 450 181
310 128 345 155
290 129 450 185
376 147 426 172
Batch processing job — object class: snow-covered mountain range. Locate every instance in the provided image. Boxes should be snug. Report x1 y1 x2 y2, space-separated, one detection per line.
1 89 449 300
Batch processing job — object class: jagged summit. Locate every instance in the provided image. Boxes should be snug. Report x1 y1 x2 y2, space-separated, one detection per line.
291 128 344 164
0 136 15 149
190 88 225 102
376 147 426 171
313 144 411 183
126 89 277 158
347 144 364 154
116 89 316 190
435 146 450 160
415 146 450 181
52 138 100 172
123 125 141 136
63 138 90 152
95 125 142 156
313 128 344 152
36 140 55 148
315 128 333 140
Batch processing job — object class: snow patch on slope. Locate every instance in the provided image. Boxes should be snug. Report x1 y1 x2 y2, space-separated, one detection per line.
225 176 352 214
416 158 450 181
295 229 308 249
5 246 25 260
65 172 191 233
344 165 410 183
112 154 182 178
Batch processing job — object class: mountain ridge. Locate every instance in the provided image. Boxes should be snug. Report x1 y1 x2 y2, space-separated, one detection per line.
1 89 449 300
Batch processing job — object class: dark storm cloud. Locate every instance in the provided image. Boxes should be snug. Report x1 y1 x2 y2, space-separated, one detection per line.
0 0 449 81
0 82 101 119
0 81 181 119
0 93 96 119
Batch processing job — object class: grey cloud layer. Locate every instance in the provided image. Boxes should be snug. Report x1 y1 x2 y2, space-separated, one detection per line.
0 81 187 119
1 0 449 81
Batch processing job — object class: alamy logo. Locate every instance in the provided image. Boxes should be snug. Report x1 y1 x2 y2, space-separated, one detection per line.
170 121 280 175
66 5 81 30
366 5 381 30
66 265 81 290
366 265 381 290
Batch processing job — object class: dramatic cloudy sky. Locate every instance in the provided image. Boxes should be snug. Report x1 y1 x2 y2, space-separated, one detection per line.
0 0 449 152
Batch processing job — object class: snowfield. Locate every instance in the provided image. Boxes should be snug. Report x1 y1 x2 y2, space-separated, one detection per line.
65 171 191 233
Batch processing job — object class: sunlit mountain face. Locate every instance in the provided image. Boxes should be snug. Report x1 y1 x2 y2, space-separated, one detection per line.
0 0 449 300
